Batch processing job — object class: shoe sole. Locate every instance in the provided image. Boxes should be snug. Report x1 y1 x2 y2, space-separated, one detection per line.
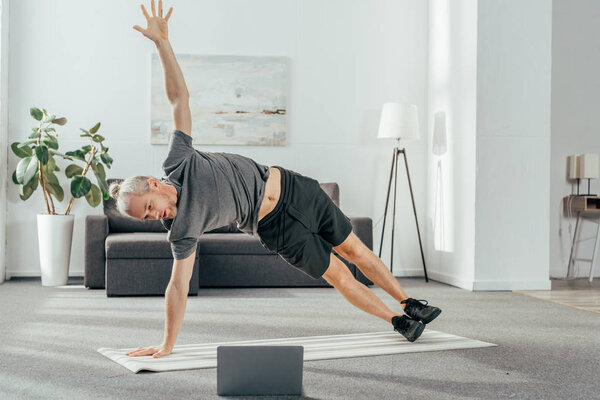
420 308 442 325
396 322 425 342
407 322 425 342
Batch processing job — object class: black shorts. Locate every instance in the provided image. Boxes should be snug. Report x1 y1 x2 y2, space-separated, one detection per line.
257 166 353 279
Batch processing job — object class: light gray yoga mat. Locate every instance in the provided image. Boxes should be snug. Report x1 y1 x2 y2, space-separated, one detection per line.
97 330 496 373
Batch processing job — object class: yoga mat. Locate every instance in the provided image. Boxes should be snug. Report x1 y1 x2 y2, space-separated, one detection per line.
97 330 496 373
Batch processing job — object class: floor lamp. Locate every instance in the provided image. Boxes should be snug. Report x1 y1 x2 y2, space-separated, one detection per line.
377 103 428 282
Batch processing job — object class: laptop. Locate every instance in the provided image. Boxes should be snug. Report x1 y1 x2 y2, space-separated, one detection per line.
217 345 304 396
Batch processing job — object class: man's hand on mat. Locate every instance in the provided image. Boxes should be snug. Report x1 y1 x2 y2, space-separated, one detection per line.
133 0 173 44
125 343 173 358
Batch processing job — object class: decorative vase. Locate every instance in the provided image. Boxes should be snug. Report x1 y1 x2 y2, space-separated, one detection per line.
36 214 74 286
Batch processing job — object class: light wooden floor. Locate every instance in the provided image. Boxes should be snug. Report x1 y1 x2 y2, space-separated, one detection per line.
515 279 600 314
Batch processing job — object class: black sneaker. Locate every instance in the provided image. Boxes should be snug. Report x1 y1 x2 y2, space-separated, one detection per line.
391 315 425 342
401 298 442 324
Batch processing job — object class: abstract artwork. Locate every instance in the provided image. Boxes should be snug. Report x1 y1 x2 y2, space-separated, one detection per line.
151 54 288 146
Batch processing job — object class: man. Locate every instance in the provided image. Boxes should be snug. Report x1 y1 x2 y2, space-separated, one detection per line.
121 0 441 359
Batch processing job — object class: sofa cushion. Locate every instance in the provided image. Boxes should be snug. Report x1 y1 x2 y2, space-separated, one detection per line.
198 233 273 255
320 183 339 207
206 222 242 234
106 232 172 259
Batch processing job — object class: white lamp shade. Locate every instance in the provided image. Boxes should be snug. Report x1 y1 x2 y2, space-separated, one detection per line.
580 153 599 179
377 103 420 140
568 155 580 179
432 111 447 156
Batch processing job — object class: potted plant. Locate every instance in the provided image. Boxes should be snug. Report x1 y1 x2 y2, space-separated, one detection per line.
10 107 113 286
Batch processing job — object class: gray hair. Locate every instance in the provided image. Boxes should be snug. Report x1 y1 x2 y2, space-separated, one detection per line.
108 176 155 216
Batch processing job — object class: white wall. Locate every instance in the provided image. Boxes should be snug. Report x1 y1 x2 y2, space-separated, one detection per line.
427 0 478 290
550 0 600 279
428 0 552 291
5 0 428 278
473 0 552 290
0 0 8 284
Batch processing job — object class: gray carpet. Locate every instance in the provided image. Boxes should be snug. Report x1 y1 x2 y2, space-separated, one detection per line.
1 277 599 399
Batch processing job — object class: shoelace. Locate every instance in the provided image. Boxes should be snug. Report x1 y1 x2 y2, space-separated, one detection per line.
401 298 429 307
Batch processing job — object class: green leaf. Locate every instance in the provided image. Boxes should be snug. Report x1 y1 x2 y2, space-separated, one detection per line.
89 122 101 134
92 134 104 142
65 150 86 161
92 162 106 180
18 169 38 201
19 184 33 201
42 127 55 133
45 180 64 202
100 153 113 167
41 135 59 150
91 163 109 197
44 170 60 190
30 107 43 121
79 128 90 136
52 117 67 126
81 145 93 154
29 173 39 191
85 184 102 207
16 156 38 185
65 164 84 178
12 171 19 184
71 176 92 198
11 142 32 158
47 156 59 172
35 145 49 165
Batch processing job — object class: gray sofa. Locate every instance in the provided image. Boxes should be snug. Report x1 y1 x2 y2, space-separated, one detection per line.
85 179 373 296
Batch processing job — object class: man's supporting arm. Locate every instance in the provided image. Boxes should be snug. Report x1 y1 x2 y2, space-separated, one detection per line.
125 249 196 359
162 250 196 349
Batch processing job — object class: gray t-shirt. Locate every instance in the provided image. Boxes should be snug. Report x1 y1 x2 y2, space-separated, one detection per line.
160 130 270 259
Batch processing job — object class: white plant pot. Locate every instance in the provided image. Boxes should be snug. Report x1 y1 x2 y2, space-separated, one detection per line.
37 214 75 286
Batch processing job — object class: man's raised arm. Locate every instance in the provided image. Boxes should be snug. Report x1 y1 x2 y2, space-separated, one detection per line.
133 0 191 135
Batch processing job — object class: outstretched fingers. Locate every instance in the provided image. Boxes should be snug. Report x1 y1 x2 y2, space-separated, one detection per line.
140 4 150 19
132 25 146 35
141 1 172 21
126 347 155 357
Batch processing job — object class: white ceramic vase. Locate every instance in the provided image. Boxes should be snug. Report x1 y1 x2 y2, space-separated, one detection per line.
37 214 74 286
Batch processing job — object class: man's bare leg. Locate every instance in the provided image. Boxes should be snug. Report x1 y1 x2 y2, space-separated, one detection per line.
322 253 397 322
333 232 409 309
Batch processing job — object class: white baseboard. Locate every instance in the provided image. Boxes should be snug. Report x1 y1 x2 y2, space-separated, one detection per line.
426 270 474 291
6 270 84 279
472 279 551 291
392 268 425 277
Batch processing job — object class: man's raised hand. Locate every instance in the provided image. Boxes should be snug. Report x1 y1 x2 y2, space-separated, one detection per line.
133 0 173 44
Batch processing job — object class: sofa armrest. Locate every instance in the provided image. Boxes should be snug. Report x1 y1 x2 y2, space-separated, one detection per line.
349 217 373 250
348 216 373 285
85 215 109 289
